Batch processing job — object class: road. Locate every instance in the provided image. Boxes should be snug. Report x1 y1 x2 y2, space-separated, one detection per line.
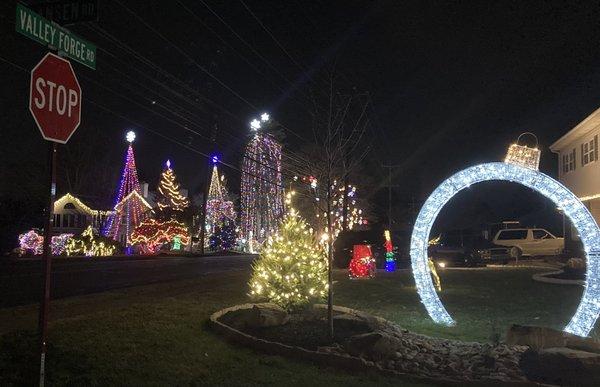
0 254 255 308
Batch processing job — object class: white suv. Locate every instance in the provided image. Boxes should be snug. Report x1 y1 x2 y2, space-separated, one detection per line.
492 228 564 258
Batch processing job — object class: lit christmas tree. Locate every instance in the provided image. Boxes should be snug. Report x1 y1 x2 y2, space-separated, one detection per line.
205 157 236 246
248 210 328 311
130 218 190 254
156 159 189 220
104 131 150 246
240 113 284 250
208 218 237 251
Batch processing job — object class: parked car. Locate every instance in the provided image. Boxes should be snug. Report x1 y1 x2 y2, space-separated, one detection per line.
492 228 564 258
429 230 510 268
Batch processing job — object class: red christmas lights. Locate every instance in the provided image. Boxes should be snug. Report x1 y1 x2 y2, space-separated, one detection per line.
349 244 375 278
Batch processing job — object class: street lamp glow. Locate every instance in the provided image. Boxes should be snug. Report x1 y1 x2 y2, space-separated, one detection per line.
126 130 136 143
261 112 270 121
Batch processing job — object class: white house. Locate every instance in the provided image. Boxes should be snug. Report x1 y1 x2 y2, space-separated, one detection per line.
550 107 600 254
52 193 114 236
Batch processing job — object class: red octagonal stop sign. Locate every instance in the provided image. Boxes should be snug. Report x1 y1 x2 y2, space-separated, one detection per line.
29 52 82 144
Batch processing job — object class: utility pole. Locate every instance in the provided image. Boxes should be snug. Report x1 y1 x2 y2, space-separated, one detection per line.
382 165 401 230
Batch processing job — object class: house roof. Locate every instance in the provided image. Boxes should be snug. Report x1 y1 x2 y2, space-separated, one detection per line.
114 190 153 212
550 107 600 152
54 193 115 216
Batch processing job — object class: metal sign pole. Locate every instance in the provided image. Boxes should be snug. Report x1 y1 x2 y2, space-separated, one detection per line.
38 142 57 387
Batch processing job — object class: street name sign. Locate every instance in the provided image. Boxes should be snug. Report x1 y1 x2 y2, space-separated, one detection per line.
32 0 100 26
16 3 96 70
30 52 82 143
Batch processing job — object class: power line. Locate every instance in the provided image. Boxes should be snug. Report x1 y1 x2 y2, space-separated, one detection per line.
114 0 258 110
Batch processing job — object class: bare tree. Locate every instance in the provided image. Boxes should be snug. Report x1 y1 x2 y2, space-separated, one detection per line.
288 71 372 337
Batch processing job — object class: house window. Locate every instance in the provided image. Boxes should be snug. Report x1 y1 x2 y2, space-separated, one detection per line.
582 135 598 166
563 148 576 173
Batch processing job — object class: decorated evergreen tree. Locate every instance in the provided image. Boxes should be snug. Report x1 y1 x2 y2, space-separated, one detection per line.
205 160 236 246
249 210 328 311
208 218 237 251
156 160 189 221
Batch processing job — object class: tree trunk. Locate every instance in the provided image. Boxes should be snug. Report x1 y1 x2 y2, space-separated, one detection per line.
326 176 334 338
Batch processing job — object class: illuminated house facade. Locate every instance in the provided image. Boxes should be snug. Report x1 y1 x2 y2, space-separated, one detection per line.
550 107 600 254
52 193 114 236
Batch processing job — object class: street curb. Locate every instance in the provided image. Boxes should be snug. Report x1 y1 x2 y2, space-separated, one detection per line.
208 303 538 386
532 270 585 286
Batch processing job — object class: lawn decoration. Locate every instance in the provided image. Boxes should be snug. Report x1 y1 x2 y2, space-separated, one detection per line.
130 218 190 254
349 244 375 278
428 258 442 291
410 162 600 337
66 226 117 257
18 230 73 256
104 131 149 245
240 113 284 249
384 230 395 272
504 132 541 170
248 210 328 311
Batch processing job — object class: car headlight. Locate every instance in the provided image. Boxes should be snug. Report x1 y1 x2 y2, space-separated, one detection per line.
438 262 446 268
477 249 491 259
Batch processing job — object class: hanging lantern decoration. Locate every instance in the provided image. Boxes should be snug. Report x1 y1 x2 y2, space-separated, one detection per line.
349 244 375 278
384 230 395 272
504 132 541 170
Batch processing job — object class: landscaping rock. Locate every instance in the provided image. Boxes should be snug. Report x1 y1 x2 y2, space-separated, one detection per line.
506 324 567 349
520 347 600 385
344 331 402 360
506 324 600 353
240 303 289 328
333 314 372 337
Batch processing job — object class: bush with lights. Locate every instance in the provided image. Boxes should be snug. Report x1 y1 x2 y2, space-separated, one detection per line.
18 229 73 256
66 226 118 257
248 210 328 311
130 218 190 254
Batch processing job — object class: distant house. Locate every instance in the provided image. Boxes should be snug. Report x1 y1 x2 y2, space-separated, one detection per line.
53 193 114 236
550 107 600 255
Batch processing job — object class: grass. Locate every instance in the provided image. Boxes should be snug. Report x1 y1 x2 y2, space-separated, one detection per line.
0 266 595 385
0 271 425 386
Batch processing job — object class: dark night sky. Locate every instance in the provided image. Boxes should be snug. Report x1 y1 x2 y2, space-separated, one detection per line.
3 0 600 239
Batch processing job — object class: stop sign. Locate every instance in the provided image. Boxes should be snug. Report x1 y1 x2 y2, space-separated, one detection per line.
29 52 82 144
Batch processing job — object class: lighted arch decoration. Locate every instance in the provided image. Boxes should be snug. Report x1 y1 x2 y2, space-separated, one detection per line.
410 162 600 337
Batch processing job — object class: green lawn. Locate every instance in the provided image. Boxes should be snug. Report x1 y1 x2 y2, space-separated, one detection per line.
0 266 595 386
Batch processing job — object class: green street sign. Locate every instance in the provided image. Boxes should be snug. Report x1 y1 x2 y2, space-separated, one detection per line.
15 3 96 70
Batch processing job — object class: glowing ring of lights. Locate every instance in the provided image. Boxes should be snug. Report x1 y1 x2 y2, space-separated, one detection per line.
410 162 600 337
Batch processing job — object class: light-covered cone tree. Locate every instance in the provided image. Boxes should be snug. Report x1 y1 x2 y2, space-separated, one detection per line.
249 210 328 311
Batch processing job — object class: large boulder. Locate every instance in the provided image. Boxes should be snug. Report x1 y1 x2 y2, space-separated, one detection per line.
520 347 600 385
506 325 600 353
333 314 372 339
506 325 567 350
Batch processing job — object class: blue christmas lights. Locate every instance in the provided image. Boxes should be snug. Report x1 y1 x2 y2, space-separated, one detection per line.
410 162 600 337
